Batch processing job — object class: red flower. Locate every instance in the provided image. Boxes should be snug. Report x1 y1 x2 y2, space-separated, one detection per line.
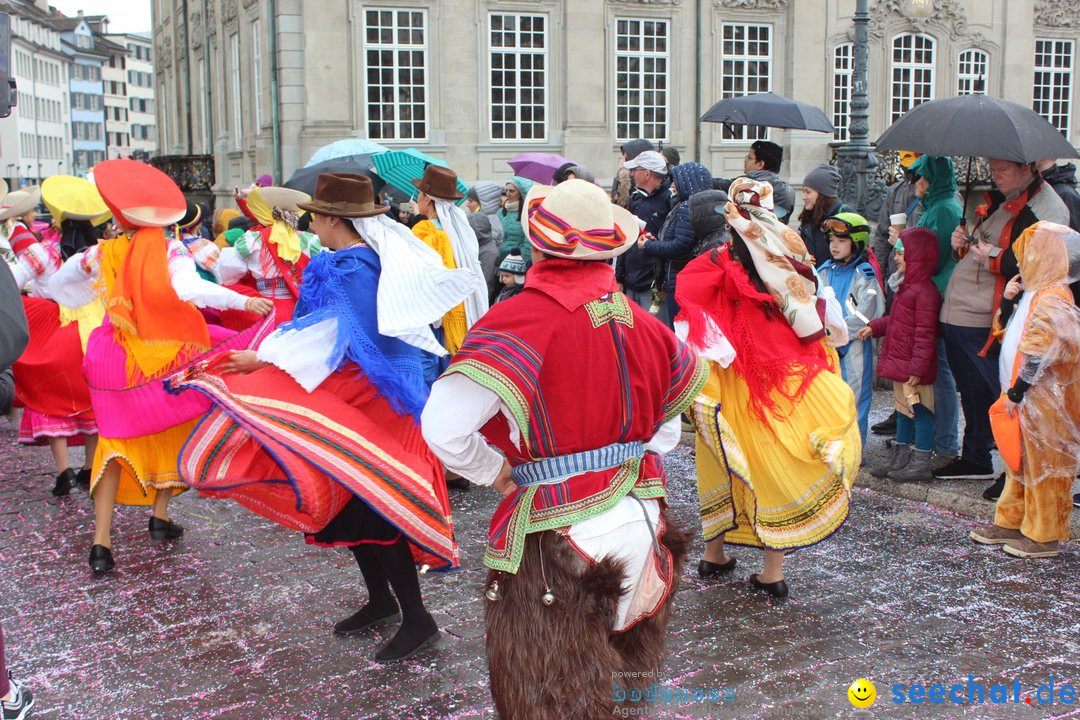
975 203 989 219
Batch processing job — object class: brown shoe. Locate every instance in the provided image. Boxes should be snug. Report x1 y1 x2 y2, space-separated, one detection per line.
970 524 1023 545
1002 537 1059 558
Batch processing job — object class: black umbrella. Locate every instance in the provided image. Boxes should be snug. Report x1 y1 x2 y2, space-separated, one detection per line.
875 95 1079 163
284 156 391 197
701 92 835 133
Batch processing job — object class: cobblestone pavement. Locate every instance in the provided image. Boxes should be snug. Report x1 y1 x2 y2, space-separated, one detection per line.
1 396 1078 720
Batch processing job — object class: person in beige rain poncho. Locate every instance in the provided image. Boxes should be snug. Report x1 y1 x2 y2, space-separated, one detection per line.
970 221 1080 559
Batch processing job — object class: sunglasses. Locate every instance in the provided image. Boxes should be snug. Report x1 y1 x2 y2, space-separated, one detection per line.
821 217 870 238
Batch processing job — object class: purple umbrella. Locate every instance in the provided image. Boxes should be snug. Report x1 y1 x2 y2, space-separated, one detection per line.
507 152 573 185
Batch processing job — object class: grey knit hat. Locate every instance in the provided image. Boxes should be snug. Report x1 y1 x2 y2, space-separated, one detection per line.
498 249 528 276
803 164 842 198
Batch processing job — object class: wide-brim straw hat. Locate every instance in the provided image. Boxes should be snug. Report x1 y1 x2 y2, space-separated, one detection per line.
41 175 111 222
525 179 639 261
254 186 311 213
93 159 186 228
297 173 388 218
0 185 41 222
411 164 464 201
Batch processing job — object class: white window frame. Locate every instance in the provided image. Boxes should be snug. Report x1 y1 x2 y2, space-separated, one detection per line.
229 32 242 149
252 19 263 130
889 32 936 123
832 42 853 142
956 48 988 95
361 7 429 142
1033 38 1074 138
719 22 772 142
488 12 548 143
614 17 670 143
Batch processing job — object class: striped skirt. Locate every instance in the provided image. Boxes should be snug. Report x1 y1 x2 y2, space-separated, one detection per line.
173 363 459 571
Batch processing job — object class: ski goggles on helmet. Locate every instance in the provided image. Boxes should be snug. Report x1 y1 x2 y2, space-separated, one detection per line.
821 216 870 239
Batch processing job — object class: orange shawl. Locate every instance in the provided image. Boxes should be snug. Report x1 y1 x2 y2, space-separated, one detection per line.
101 227 211 379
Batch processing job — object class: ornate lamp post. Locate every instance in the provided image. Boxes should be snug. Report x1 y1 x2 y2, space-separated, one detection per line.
836 0 934 220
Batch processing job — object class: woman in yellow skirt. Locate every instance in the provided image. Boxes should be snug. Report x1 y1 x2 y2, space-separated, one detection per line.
675 178 861 598
73 160 272 573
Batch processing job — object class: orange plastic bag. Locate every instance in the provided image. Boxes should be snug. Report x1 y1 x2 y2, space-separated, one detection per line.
988 394 1022 474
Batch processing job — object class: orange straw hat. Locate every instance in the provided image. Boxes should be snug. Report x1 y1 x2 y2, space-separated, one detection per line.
93 159 186 228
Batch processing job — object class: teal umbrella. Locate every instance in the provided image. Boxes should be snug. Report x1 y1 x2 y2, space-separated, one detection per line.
373 149 468 205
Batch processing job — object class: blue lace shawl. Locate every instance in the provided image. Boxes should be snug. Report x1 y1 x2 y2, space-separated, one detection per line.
281 246 428 419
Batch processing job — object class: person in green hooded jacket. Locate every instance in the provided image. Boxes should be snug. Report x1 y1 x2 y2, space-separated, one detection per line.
496 175 535 261
889 154 964 466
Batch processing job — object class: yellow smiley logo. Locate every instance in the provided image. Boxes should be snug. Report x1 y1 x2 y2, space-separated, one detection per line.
848 678 876 708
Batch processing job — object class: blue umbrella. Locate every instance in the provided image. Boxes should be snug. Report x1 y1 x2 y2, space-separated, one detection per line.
305 139 389 167
373 149 468 204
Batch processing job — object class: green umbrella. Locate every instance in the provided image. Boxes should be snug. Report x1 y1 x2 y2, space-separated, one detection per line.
373 149 468 205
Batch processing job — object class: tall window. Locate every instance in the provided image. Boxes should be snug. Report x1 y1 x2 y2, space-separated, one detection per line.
956 48 988 95
363 8 428 141
890 33 935 121
615 18 669 142
1034 39 1074 137
229 32 242 148
252 19 263 129
719 23 771 141
831 43 853 141
489 13 547 141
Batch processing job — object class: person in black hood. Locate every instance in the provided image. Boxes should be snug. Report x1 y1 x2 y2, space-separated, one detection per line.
58 217 105 260
1038 159 1080 232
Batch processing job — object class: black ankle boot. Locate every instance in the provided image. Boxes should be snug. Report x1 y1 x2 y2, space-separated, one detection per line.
89 544 115 573
334 604 401 636
148 516 184 540
750 573 789 599
52 468 76 497
373 612 440 663
75 467 92 490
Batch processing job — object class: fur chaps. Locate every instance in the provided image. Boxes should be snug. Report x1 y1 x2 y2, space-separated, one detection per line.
484 506 691 720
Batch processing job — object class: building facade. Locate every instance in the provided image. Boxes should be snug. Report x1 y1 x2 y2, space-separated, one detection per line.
0 0 72 188
153 0 1080 198
56 14 115 175
114 33 158 158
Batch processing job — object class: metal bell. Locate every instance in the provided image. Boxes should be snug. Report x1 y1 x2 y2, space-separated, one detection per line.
541 589 556 606
485 580 501 602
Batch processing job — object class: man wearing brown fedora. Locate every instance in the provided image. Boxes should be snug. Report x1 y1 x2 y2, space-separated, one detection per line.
422 179 707 718
410 164 489 367
175 172 479 663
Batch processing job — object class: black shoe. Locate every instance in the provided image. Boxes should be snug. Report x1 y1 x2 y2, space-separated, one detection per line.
445 474 471 491
52 468 76 496
88 544 114 573
1073 493 1080 509
749 573 788 599
697 557 737 578
148 516 184 540
373 614 440 663
932 457 995 481
982 473 1006 502
871 411 897 436
75 467 92 490
1 672 34 720
333 604 401 636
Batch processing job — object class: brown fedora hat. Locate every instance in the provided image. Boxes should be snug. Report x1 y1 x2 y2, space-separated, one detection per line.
296 173 389 218
411 164 464 200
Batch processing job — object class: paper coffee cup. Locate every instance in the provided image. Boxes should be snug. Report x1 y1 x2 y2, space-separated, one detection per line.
889 213 907 228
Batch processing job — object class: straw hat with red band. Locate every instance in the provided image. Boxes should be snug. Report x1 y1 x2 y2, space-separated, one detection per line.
525 179 640 261
92 159 186 228
0 185 41 222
